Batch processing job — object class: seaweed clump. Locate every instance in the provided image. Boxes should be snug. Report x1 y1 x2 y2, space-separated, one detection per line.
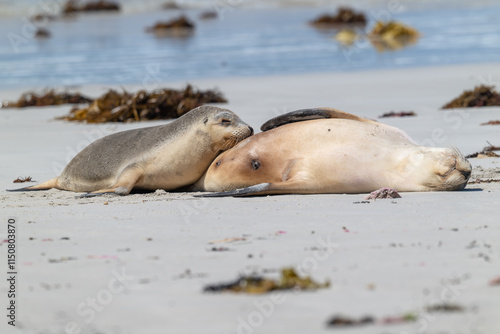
63 0 120 14
327 315 374 327
442 85 500 109
146 15 195 37
364 188 402 200
465 143 500 159
200 11 218 20
426 303 464 313
35 28 51 38
326 312 417 328
481 120 500 125
490 277 500 286
204 268 329 294
334 28 365 46
162 1 182 10
61 85 227 123
1 90 92 108
310 7 367 28
13 176 34 183
379 111 416 118
31 14 56 22
369 21 420 51
380 313 418 324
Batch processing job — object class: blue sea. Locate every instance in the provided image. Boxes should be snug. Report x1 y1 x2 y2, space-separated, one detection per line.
0 0 499 90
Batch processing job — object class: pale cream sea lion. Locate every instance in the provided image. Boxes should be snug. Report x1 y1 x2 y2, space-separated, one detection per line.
194 108 472 196
8 106 253 196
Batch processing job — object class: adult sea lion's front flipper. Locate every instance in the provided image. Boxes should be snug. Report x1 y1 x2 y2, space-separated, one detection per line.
195 183 272 197
260 107 375 132
195 179 317 197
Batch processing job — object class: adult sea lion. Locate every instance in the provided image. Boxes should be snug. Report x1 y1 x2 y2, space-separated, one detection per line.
194 108 471 196
9 106 253 196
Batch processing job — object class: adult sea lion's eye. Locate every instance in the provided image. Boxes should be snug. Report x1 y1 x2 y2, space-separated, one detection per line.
221 119 231 126
251 160 261 170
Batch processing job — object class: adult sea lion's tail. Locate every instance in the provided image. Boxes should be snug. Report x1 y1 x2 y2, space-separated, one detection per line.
7 178 59 192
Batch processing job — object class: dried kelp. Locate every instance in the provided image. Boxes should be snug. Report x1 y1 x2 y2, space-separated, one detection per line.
426 303 464 313
1 90 92 108
486 144 500 151
204 268 329 294
146 15 195 37
310 7 367 28
364 188 402 200
369 21 420 51
442 85 500 109
200 11 218 20
13 176 34 183
379 111 416 118
475 152 500 158
162 1 182 10
380 313 418 324
327 315 374 327
334 29 362 46
465 142 500 158
63 0 120 14
31 14 56 22
35 28 51 38
327 312 416 328
469 179 500 184
481 120 500 125
61 85 227 123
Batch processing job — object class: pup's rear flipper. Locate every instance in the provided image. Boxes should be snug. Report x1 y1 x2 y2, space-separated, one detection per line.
6 178 59 192
195 183 272 197
77 166 144 198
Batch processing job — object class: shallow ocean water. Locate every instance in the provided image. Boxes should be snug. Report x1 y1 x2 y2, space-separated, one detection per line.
0 1 499 89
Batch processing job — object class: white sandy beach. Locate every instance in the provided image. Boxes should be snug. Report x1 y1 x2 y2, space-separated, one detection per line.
1 63 500 334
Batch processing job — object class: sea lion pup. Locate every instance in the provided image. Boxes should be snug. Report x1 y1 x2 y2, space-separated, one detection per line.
8 106 253 196
194 108 471 197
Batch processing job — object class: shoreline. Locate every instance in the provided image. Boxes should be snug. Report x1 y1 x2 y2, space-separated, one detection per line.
4 58 500 93
2 0 500 17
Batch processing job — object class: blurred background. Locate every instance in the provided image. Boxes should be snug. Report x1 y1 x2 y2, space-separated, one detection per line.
1 0 499 90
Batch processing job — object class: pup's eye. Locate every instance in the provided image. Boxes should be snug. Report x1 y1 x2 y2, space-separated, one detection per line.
221 119 231 125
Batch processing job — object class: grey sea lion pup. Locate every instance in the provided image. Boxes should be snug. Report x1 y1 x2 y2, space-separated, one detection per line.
8 106 253 196
194 107 472 196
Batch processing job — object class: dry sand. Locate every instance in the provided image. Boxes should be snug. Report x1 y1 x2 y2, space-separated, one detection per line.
1 63 500 334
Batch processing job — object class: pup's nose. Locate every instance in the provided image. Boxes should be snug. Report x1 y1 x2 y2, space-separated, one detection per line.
248 126 254 135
